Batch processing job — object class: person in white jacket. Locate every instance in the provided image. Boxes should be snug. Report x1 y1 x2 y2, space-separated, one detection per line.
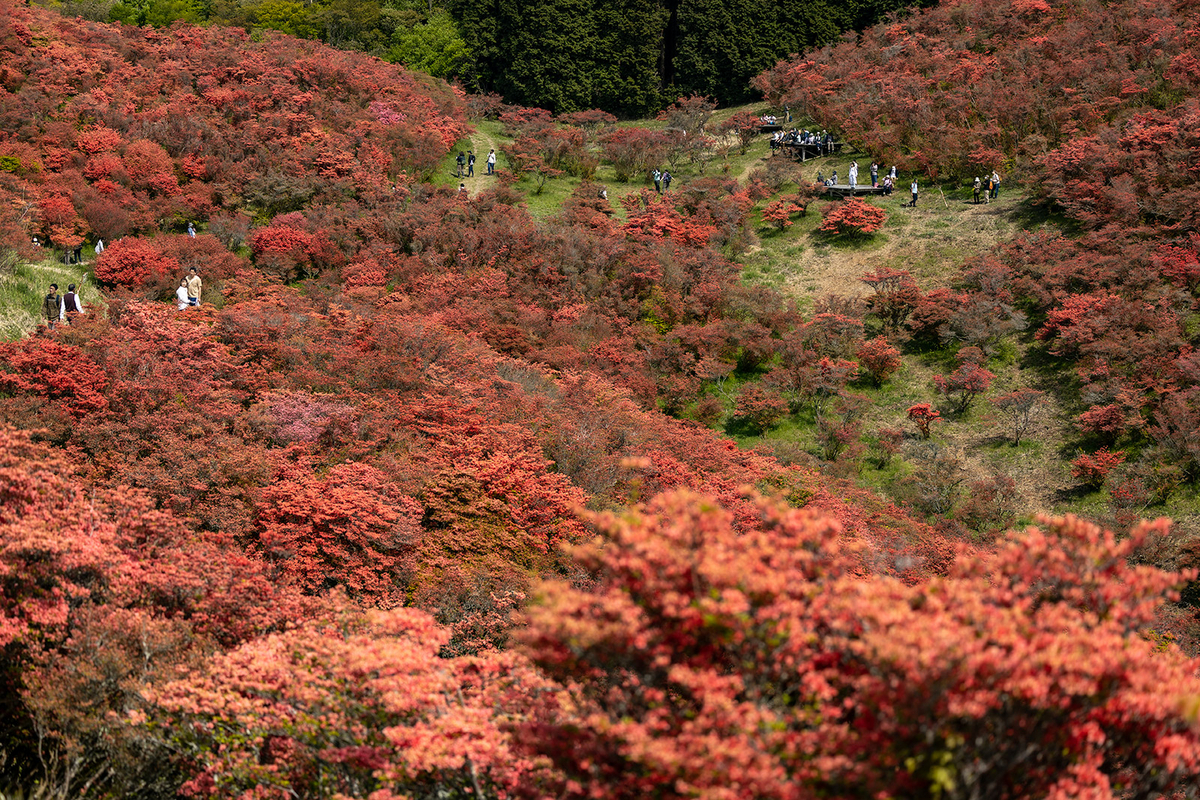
176 278 190 310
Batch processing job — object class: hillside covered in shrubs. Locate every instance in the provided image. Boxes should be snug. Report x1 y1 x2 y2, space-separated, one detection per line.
4 0 1200 797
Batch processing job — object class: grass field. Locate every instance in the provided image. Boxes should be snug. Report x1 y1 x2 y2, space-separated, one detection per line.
0 254 98 341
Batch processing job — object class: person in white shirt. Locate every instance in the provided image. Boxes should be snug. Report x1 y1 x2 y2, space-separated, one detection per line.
176 278 190 310
486 149 496 175
59 283 84 323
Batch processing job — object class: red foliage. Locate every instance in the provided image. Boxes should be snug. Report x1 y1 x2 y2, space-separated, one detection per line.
1071 448 1127 489
93 236 180 289
819 198 886 237
906 403 941 439
732 384 788 433
933 357 995 413
521 489 1200 799
761 198 803 230
855 336 901 385
254 455 424 605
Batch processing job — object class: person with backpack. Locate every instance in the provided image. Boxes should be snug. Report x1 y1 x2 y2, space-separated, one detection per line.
652 169 662 193
467 151 476 177
662 170 672 192
42 283 60 330
455 152 465 177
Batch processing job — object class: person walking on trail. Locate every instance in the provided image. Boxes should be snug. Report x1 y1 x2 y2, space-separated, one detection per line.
910 179 919 208
60 283 83 324
990 169 1001 199
652 169 662 193
467 151 475 177
455 152 465 177
486 149 496 175
662 170 672 192
42 283 60 330
973 176 982 204
186 267 202 308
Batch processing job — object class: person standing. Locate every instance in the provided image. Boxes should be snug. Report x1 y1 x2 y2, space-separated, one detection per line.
990 169 1001 199
910 179 919 208
848 161 858 191
176 278 190 311
42 283 60 330
455 151 465 177
870 161 879 188
487 149 496 175
187 221 196 238
60 283 83 324
973 176 982 204
186 267 202 308
467 151 475 177
652 169 662 193
984 175 993 204
890 164 897 180
94 238 104 255
662 170 672 192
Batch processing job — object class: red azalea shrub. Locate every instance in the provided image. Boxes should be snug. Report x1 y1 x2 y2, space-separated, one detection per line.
94 236 180 290
907 403 941 439
819 198 886 238
856 336 902 385
521 489 1200 799
1071 448 1127 489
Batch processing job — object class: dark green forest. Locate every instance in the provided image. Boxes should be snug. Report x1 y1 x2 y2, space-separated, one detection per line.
42 0 930 114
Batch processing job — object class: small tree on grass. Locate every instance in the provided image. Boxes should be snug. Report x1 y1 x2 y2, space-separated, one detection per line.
762 199 803 230
732 385 788 434
856 336 902 385
819 198 886 239
1071 447 1127 489
934 349 994 413
716 110 762 154
990 387 1045 445
907 403 941 439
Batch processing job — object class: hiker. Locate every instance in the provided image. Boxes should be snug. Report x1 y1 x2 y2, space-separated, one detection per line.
176 278 190 310
186 267 202 308
973 176 982 204
455 151 465 177
94 238 104 255
652 169 662 193
910 179 919 208
60 283 83 324
990 169 1001 199
487 149 496 175
662 170 672 192
870 161 879 187
467 151 475 177
187 221 196 237
848 161 858 190
42 283 60 330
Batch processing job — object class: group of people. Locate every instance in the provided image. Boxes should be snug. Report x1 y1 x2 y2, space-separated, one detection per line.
770 128 836 155
973 171 1002 203
175 267 203 310
40 283 84 330
819 162 896 190
651 168 673 193
455 149 497 178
